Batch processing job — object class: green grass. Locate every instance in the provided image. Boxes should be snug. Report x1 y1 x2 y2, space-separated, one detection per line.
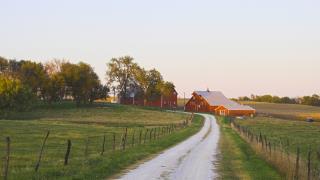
241 101 320 121
235 116 320 160
217 116 281 179
0 102 203 179
1 102 187 126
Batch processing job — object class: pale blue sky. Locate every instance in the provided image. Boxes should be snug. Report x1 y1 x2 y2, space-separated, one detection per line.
1 0 319 98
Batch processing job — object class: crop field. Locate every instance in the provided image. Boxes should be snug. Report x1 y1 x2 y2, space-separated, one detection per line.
0 102 203 179
242 101 320 121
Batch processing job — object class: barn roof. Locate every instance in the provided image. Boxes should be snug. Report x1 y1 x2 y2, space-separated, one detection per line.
194 91 255 111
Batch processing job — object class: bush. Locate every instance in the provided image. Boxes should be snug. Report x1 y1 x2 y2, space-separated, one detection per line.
0 75 35 113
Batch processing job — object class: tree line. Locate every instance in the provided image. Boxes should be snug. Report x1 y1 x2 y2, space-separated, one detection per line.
237 94 320 107
0 56 176 112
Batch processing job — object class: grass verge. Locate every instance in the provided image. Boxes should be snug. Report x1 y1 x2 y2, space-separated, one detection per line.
216 116 281 179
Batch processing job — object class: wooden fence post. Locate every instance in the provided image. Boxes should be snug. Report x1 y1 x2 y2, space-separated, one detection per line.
269 142 272 156
307 147 311 180
144 129 148 144
122 128 128 150
149 129 153 141
294 147 300 180
132 130 135 147
101 134 106 155
84 137 89 157
113 133 116 151
3 137 10 180
64 140 72 165
139 130 142 145
35 131 50 172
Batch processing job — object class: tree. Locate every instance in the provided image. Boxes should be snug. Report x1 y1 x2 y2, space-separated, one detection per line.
133 66 159 105
156 81 175 108
301 96 320 106
106 56 136 100
280 97 295 104
18 61 47 95
89 84 109 103
0 56 8 74
0 75 35 113
60 62 101 106
42 60 66 103
145 69 163 101
239 96 251 101
44 59 65 77
42 73 65 103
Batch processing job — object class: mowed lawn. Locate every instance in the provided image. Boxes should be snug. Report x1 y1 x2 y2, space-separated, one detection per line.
0 102 203 179
242 101 320 121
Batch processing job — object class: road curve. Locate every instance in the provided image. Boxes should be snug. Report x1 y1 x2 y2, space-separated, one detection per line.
118 114 220 180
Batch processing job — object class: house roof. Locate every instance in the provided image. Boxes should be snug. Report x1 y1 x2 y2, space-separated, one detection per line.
194 91 255 111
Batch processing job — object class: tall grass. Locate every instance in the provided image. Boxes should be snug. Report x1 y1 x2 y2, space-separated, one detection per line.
232 119 320 179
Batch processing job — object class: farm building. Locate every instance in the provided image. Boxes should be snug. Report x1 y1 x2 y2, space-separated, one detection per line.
120 90 178 109
185 90 255 116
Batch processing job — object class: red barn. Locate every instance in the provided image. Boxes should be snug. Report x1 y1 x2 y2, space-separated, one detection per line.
185 90 255 116
121 90 178 109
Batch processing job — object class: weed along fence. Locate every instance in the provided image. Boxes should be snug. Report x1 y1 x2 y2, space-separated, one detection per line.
0 113 195 179
227 117 320 180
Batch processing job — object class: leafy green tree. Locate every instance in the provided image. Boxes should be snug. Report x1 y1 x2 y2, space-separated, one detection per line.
42 73 65 103
280 97 295 104
145 69 163 101
89 84 109 103
106 56 137 99
19 61 47 95
133 66 148 105
60 62 101 105
0 75 35 113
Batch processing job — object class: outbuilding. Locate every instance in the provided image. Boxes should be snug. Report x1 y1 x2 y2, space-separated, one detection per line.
185 90 255 116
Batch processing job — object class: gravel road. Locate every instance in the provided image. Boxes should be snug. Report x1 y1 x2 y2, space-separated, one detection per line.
119 114 220 180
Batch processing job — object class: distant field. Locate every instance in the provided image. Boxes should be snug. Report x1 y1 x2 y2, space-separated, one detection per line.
177 98 187 109
0 102 202 179
241 101 320 121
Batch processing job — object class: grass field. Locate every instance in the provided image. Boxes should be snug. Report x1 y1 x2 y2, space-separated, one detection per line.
0 102 203 179
234 115 320 179
235 116 320 159
242 101 320 121
216 116 281 179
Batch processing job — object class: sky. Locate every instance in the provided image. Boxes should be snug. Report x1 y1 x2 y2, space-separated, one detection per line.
1 0 320 98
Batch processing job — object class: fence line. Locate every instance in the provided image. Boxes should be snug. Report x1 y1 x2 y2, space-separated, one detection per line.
230 118 320 180
1 113 195 178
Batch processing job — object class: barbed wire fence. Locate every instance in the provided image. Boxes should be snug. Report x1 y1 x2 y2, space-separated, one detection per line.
228 117 320 180
0 113 194 179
